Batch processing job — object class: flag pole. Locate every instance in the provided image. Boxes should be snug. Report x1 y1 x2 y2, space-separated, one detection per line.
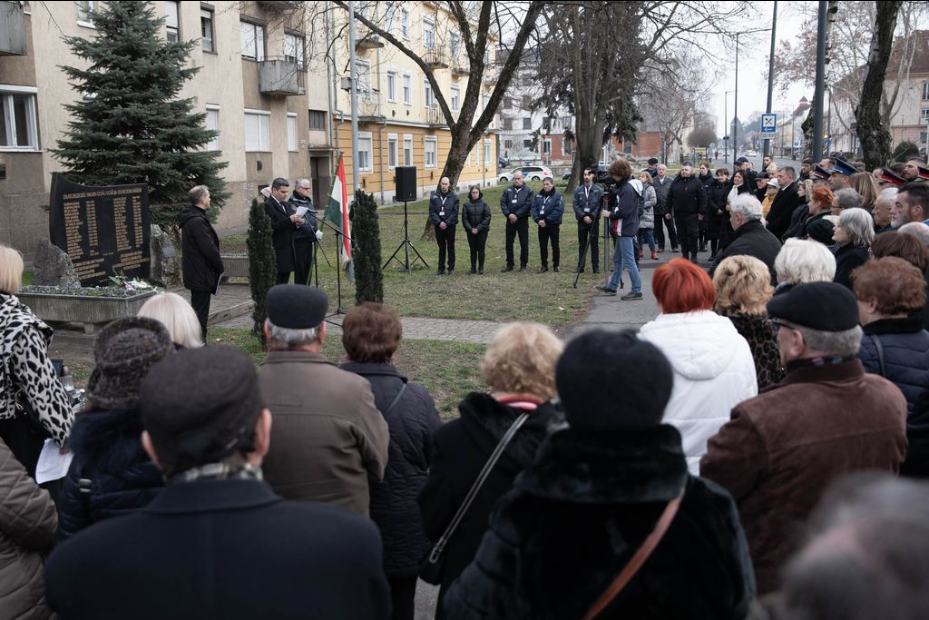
348 1 361 192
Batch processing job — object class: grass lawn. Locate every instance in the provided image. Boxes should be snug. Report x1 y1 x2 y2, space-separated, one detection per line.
220 180 602 327
208 327 485 419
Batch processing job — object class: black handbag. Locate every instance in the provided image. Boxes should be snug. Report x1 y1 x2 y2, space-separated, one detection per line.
419 411 530 585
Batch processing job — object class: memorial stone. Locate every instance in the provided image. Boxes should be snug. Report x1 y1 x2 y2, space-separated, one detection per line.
32 239 81 288
48 173 151 287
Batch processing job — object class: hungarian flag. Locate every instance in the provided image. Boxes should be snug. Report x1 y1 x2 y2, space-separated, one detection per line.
325 154 354 282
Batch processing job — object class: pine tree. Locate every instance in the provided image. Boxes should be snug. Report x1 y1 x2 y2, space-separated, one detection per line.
351 190 383 304
51 1 228 232
247 198 277 349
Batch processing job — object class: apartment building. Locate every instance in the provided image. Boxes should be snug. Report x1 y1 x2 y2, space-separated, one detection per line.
0 0 332 255
327 1 497 201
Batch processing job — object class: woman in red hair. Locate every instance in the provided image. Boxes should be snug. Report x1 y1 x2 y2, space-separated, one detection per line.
638 259 758 475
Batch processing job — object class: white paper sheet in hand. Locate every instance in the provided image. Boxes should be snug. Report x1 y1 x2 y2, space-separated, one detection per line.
36 439 74 484
295 206 309 217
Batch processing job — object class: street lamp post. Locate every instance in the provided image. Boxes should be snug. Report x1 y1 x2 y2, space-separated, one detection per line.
724 90 734 163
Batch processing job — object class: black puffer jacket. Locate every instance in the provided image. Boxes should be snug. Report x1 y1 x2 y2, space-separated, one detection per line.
443 426 755 620
340 362 442 576
177 206 223 292
666 175 707 219
858 317 929 415
57 405 164 542
418 393 560 619
461 194 492 233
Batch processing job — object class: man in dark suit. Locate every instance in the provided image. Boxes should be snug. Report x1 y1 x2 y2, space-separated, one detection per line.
766 166 801 240
177 185 224 339
264 177 305 284
44 346 391 620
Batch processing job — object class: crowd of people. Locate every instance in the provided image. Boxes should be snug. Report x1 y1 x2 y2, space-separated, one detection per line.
1 151 929 619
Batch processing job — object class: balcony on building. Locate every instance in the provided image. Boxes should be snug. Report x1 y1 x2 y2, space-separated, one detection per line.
424 105 444 127
452 59 470 78
359 96 385 123
0 2 26 56
356 33 384 51
425 49 449 69
259 58 306 96
257 1 304 10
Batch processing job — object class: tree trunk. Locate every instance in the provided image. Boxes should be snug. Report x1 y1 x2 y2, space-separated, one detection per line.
855 1 902 170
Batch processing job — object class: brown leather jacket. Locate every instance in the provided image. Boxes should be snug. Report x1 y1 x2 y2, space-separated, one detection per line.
0 438 57 619
701 359 907 594
258 351 389 517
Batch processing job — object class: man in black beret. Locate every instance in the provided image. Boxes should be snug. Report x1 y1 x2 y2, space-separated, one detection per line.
702 282 907 597
256 284 389 518
45 346 391 619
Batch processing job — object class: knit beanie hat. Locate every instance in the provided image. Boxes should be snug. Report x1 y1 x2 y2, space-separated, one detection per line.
87 317 174 410
556 329 674 432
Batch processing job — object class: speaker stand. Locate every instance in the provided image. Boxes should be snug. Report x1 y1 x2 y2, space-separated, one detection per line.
383 201 428 273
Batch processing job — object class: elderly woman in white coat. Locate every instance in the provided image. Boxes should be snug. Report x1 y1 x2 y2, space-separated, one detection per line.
639 258 758 474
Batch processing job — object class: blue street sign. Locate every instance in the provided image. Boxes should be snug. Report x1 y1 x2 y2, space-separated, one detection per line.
761 113 777 134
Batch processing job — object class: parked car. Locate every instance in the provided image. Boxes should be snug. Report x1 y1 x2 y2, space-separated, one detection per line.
498 165 553 183
498 155 511 168
563 164 611 184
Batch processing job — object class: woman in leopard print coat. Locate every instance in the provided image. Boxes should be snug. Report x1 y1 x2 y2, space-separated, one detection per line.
712 255 786 390
0 246 72 453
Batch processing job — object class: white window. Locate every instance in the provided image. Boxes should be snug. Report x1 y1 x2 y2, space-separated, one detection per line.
922 108 929 121
485 140 492 166
77 1 95 26
543 139 552 155
284 33 305 70
483 94 490 111
244 110 270 152
423 17 435 50
205 105 219 151
385 4 397 34
402 73 412 105
387 133 398 169
924 82 929 101
201 8 215 52
450 31 460 59
0 88 39 150
451 85 460 111
424 80 435 108
475 140 481 166
357 60 372 96
358 132 373 172
387 71 397 103
401 9 410 39
424 137 437 168
287 113 297 152
403 134 413 166
165 1 179 43
240 21 265 61
484 48 490 65
466 149 472 167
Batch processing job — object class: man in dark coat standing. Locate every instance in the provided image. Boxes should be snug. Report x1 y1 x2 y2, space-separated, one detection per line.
288 178 321 286
573 167 604 273
766 166 802 240
666 162 707 263
710 194 782 285
45 346 391 620
702 283 907 595
177 184 224 339
265 177 305 284
652 164 678 252
429 176 460 275
499 171 534 272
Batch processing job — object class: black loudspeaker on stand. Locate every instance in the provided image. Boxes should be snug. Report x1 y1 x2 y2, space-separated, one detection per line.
384 166 429 273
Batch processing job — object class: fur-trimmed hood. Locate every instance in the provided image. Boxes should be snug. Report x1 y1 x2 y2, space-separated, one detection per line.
517 425 687 504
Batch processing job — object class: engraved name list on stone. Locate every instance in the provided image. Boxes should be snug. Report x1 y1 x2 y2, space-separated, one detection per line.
49 174 152 287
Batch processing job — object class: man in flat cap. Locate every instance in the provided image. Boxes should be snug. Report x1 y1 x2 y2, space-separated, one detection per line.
45 346 390 619
701 282 907 596
257 284 389 517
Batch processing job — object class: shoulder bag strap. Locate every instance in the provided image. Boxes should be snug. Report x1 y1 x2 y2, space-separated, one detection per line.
582 488 686 620
382 383 408 417
425 411 531 565
869 334 887 378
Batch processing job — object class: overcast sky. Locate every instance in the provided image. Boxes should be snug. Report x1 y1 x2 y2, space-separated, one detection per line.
712 1 816 134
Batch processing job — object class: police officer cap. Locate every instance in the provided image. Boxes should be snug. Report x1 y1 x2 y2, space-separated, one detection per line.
767 282 859 332
266 284 328 329
831 157 858 176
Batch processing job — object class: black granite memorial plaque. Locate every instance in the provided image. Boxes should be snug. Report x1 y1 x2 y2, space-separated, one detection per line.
48 173 151 287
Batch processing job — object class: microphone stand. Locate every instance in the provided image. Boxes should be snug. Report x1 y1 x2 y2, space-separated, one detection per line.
301 210 353 321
